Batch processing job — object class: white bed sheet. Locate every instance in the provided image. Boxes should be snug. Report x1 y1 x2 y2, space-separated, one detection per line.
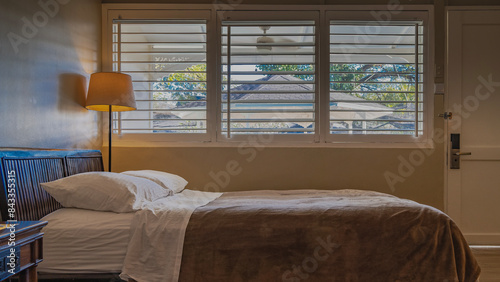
120 189 222 282
38 208 135 274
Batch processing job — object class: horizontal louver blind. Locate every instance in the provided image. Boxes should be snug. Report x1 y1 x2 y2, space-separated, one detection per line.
112 19 207 134
329 21 424 136
221 21 316 136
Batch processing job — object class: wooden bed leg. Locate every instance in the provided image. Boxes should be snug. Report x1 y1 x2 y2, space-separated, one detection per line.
19 267 37 282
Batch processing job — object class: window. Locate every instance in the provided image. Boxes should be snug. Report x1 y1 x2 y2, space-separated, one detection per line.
110 12 211 141
221 20 317 141
104 8 430 145
328 20 424 140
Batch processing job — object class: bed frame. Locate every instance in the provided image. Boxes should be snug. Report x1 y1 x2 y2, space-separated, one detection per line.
0 149 103 221
0 150 123 281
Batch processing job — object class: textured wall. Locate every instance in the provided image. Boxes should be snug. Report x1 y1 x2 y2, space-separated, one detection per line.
113 145 445 209
0 0 102 149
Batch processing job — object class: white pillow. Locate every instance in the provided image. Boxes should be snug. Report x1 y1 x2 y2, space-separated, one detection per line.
41 172 172 213
121 170 188 193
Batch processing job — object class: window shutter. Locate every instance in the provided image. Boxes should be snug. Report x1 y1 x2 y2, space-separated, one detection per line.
112 19 208 134
329 21 424 136
221 20 317 138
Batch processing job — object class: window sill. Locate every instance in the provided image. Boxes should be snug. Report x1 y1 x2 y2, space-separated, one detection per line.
109 136 436 149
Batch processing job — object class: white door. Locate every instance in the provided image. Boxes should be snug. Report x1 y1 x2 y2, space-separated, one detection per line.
447 9 500 245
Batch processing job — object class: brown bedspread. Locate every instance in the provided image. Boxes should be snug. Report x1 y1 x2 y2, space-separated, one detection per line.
179 190 480 282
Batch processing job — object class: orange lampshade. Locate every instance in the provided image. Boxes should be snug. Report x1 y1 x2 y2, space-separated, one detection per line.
85 72 136 112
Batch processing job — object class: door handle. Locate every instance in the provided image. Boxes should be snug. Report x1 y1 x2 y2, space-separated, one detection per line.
454 152 472 156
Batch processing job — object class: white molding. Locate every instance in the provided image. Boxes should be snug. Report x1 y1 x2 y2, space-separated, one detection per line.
109 136 435 148
445 9 463 226
102 3 434 12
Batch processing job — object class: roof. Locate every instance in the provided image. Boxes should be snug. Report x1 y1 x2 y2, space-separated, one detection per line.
180 74 389 111
223 74 368 102
154 74 413 131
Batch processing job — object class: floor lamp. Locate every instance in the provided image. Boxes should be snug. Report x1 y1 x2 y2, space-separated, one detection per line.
85 72 136 172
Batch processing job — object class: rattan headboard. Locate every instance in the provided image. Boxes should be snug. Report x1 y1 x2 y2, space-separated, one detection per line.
0 150 103 221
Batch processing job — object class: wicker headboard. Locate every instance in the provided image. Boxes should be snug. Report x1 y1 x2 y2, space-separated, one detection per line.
0 150 103 221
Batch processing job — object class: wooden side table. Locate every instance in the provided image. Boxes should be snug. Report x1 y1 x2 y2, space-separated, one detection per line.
0 221 48 282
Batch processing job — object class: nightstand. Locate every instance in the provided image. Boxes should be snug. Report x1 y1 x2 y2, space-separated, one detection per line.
0 221 48 282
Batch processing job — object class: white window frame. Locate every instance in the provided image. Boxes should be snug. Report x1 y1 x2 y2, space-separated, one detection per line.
323 10 433 144
103 8 216 143
216 10 320 143
102 4 434 148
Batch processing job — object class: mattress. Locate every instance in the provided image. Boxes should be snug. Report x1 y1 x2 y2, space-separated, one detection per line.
38 208 134 274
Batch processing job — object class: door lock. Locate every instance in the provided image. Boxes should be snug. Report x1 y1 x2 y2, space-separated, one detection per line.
450 134 471 169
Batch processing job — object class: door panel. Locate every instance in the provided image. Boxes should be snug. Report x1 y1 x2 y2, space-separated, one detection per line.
447 9 500 244
461 162 500 231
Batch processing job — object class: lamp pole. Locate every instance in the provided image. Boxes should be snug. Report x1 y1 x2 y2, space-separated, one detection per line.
109 105 112 172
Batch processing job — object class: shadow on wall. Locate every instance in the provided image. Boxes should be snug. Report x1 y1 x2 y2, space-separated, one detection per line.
58 73 88 111
57 73 102 149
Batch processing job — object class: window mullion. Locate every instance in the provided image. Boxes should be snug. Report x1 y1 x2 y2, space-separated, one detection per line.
226 25 232 139
319 10 330 143
208 10 218 142
414 22 419 137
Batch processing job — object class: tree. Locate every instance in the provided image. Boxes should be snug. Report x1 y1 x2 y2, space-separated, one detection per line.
256 63 417 107
255 64 314 81
153 64 207 104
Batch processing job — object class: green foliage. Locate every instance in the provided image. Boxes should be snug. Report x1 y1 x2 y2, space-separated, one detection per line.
155 63 418 109
330 63 417 105
256 63 418 107
153 64 207 102
255 64 314 81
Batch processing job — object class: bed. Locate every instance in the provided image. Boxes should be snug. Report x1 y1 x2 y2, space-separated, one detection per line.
0 149 481 282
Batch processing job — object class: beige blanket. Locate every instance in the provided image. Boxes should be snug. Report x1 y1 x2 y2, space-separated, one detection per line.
179 190 480 282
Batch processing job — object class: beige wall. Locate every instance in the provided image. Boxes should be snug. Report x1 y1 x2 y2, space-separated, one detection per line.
113 144 445 210
0 0 102 149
